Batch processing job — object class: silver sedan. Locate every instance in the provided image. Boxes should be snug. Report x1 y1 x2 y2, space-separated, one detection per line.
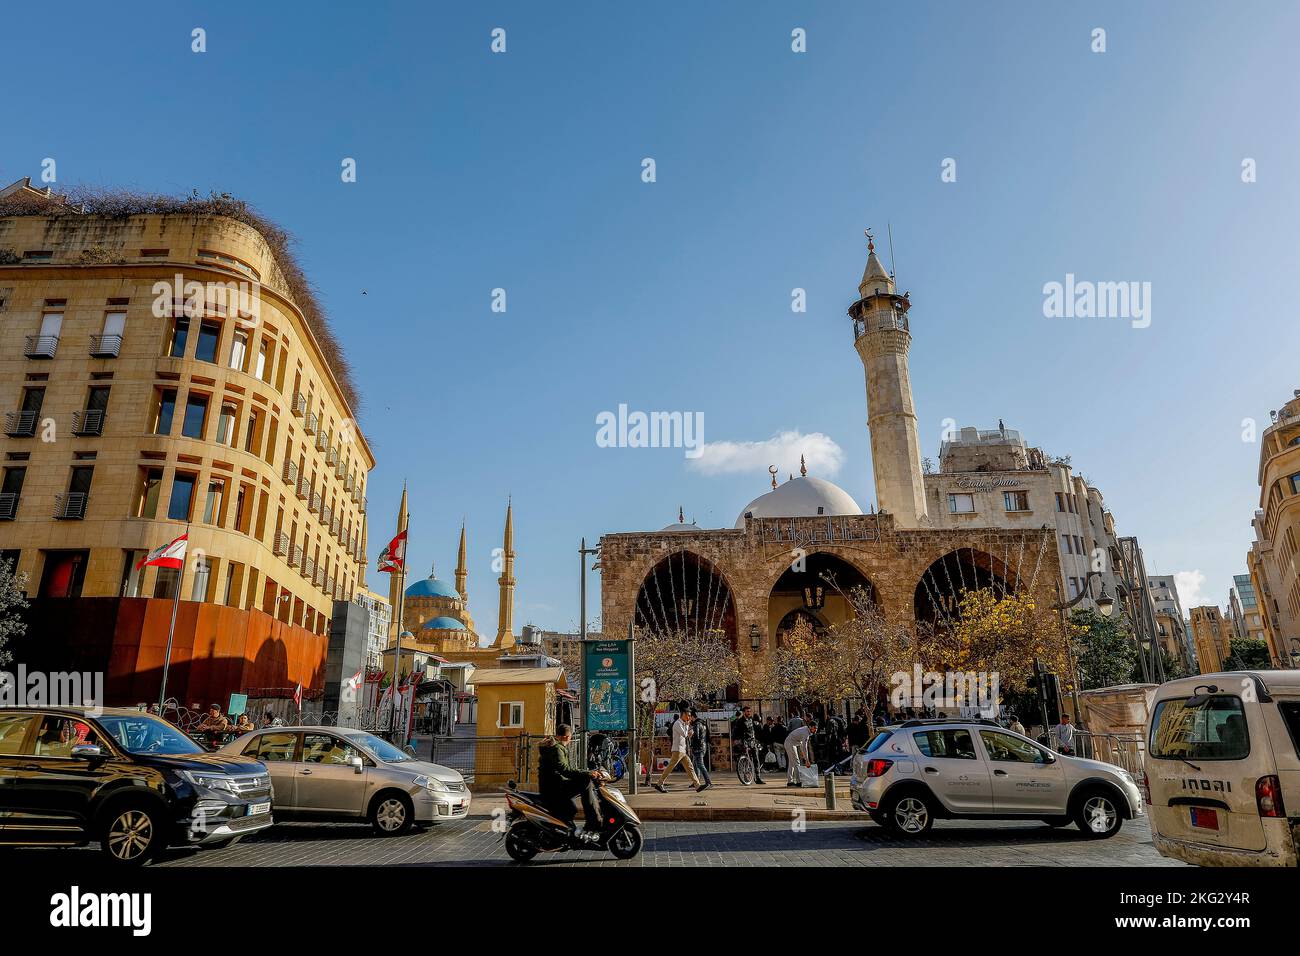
220 726 470 835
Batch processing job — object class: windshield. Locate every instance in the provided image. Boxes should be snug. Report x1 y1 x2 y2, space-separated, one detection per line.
340 731 412 763
98 714 205 756
1151 696 1249 761
863 730 895 754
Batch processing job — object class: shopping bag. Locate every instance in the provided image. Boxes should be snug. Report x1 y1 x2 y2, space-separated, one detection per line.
796 763 819 787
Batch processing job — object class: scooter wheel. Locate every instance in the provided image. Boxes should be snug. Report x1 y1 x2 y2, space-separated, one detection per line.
505 823 540 862
608 826 644 860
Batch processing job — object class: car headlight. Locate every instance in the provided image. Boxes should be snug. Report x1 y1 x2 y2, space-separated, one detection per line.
414 774 450 793
181 770 237 793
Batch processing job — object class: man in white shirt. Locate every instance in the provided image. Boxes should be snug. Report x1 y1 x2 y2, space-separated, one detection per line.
785 720 816 786
653 711 705 793
1051 713 1075 755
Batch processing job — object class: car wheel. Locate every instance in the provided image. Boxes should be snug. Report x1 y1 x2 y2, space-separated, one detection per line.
1074 789 1122 839
608 826 644 860
99 802 163 865
884 791 934 836
370 792 415 836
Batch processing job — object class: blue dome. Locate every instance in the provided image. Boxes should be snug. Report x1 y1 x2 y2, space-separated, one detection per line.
406 577 460 599
422 615 467 631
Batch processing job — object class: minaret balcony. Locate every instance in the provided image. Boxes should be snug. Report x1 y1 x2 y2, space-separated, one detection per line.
848 295 910 341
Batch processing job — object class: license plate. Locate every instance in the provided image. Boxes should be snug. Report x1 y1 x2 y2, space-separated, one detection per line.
247 801 271 816
1189 807 1218 830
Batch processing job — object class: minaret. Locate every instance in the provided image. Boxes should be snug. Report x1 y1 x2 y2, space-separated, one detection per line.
495 499 516 647
848 231 928 526
387 482 409 641
455 520 469 605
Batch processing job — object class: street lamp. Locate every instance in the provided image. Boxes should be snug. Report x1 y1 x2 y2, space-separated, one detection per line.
749 623 762 651
1094 584 1115 618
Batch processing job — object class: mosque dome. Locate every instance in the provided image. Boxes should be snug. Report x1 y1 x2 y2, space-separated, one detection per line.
422 615 467 631
735 475 864 528
660 506 699 532
406 575 460 600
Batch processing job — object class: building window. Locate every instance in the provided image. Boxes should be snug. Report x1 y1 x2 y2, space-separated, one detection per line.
244 409 262 455
168 472 198 522
119 551 146 597
202 478 226 525
229 329 249 371
1003 490 1029 512
1055 492 1065 512
215 401 238 446
181 394 209 439
195 320 221 363
154 388 178 435
1290 473 1300 495
153 567 180 599
947 493 975 514
1067 577 1080 599
1061 534 1072 555
1073 535 1084 555
136 467 164 518
497 701 524 729
168 317 189 358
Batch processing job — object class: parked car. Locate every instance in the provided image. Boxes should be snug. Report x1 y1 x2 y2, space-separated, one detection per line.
849 718 1142 838
0 706 273 864
1146 670 1300 867
220 726 470 834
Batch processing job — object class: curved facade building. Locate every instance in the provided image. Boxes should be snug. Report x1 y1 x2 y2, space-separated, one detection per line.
0 179 374 640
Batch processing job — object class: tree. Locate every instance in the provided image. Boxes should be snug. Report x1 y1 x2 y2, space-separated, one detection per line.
1071 608 1138 690
928 588 1069 688
631 625 741 735
753 615 821 714
816 587 917 733
0 556 28 668
1223 637 1272 670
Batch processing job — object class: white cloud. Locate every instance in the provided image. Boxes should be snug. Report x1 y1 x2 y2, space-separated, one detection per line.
687 430 844 478
1173 570 1208 611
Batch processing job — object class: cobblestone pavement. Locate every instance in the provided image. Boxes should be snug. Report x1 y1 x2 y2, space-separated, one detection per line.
82 813 1185 867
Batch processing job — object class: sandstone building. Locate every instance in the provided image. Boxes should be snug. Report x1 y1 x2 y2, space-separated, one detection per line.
1246 387 1300 667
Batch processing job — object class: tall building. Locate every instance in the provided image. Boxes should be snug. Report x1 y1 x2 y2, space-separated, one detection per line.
1246 387 1300 666
0 178 374 702
1147 574 1193 669
1227 573 1267 647
1189 605 1232 674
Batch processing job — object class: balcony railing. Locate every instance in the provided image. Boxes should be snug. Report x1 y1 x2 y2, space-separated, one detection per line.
24 335 59 359
4 411 38 437
54 492 88 520
344 474 355 493
89 333 123 358
292 393 307 418
296 476 310 500
335 459 347 479
302 556 316 580
357 496 367 514
305 412 319 436
326 446 338 467
331 514 341 538
309 491 322 514
290 545 303 569
0 493 18 520
315 431 328 452
282 460 298 486
314 565 326 589
321 504 333 527
72 409 105 437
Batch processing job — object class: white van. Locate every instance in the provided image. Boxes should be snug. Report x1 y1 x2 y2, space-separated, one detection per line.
1146 671 1300 867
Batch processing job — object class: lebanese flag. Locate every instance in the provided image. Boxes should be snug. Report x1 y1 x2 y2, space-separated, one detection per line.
292 682 303 709
136 533 188 571
377 530 407 573
341 668 363 703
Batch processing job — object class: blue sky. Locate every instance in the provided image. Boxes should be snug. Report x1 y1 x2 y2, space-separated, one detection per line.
6 1 1298 634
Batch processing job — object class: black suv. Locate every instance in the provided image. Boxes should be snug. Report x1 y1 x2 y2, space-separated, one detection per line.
0 706 273 864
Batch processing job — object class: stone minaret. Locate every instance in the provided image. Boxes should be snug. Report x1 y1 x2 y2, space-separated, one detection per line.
387 481 409 641
495 500 516 647
848 232 928 527
455 520 469 604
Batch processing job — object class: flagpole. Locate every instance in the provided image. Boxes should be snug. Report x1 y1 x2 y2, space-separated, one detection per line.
390 514 408 741
157 524 190 711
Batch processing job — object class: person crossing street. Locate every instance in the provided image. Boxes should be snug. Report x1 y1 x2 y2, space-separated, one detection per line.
654 710 706 793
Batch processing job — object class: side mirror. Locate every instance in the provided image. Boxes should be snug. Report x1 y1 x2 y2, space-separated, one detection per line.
71 744 103 760
351 755 364 774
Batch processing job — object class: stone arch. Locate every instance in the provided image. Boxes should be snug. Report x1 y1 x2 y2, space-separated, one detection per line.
767 551 877 646
913 547 1020 624
633 549 738 647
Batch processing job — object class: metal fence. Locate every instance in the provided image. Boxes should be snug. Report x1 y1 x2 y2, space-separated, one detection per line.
427 734 581 790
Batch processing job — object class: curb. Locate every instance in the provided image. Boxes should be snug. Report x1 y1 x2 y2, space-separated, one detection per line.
628 806 872 822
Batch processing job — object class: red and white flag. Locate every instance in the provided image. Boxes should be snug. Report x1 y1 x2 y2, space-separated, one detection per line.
377 530 407 573
135 533 188 571
341 668 363 703
292 682 303 709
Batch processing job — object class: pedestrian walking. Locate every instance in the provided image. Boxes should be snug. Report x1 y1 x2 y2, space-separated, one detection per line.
1051 713 1075 755
688 709 712 788
654 710 705 793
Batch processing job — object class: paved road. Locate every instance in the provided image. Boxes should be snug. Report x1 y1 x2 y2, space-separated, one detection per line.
122 813 1184 867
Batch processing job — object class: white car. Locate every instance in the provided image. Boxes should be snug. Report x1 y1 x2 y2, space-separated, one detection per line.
221 727 470 835
1146 670 1300 867
850 718 1143 838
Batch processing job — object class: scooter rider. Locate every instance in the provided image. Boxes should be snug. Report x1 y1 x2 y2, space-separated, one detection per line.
539 724 602 844
731 705 766 784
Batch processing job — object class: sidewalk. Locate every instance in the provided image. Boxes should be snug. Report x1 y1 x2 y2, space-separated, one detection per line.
625 774 869 822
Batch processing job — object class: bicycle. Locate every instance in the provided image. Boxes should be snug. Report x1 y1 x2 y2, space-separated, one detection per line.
733 741 757 785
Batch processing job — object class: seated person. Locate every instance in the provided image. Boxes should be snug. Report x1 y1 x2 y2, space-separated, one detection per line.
537 724 602 842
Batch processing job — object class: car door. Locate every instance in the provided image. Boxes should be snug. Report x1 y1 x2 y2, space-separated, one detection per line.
241 731 301 809
978 729 1067 814
0 713 41 836
7 715 119 842
295 733 368 816
911 728 993 813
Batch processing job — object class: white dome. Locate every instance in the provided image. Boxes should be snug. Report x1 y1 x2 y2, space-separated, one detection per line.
660 522 699 532
735 476 864 528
